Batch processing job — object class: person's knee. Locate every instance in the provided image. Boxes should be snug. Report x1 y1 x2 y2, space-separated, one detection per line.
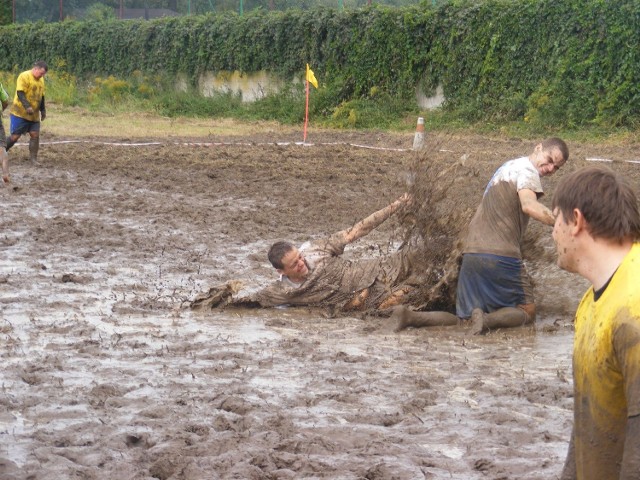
518 303 536 324
6 134 18 150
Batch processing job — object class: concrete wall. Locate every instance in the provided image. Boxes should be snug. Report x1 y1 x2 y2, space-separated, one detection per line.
181 70 445 110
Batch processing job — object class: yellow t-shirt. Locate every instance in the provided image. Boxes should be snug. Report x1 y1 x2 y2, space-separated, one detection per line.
572 242 640 479
10 70 45 122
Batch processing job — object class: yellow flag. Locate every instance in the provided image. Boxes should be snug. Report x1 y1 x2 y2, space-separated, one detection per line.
306 64 318 89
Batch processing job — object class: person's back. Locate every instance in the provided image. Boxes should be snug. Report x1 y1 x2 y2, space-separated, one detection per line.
464 156 541 258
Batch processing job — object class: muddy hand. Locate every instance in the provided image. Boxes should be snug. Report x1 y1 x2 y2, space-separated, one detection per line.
397 192 414 207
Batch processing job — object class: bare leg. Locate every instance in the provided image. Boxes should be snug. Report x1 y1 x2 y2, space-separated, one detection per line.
391 306 459 332
343 288 369 311
378 286 413 310
1 148 8 183
29 133 39 164
470 305 533 335
5 133 19 151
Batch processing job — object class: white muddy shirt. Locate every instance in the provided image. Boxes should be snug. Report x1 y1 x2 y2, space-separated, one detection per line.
463 156 543 259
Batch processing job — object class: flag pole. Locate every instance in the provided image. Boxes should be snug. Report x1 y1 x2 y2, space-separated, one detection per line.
303 75 310 143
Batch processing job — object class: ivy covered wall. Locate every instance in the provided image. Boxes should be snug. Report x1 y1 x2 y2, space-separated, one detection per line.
0 0 638 127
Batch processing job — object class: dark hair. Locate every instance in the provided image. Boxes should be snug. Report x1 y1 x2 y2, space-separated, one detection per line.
268 241 295 269
33 60 48 72
541 137 569 162
552 165 640 243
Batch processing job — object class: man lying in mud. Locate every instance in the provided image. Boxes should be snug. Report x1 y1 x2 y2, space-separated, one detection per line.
191 193 421 312
392 137 570 334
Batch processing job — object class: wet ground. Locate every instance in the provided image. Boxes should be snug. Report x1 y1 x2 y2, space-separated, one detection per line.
1 129 640 479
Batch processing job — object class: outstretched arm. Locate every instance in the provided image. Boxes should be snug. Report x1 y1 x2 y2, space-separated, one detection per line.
338 193 410 245
518 188 555 225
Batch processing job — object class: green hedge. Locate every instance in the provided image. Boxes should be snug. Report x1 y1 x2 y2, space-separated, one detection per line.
0 2 11 25
1 0 638 127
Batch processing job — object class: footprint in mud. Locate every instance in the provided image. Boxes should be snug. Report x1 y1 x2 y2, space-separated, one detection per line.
88 383 126 407
474 458 494 471
125 433 155 448
60 273 92 284
185 424 210 436
217 395 253 415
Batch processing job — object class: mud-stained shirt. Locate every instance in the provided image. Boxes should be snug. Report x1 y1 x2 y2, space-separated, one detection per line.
571 243 640 479
252 232 412 309
464 157 542 259
10 70 45 122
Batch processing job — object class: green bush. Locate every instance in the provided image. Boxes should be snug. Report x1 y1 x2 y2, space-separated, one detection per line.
0 1 638 128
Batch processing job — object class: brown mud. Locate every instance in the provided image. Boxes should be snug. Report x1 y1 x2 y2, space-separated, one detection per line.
1 130 640 479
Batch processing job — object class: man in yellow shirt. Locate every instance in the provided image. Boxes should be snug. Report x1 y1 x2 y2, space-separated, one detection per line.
552 165 640 479
6 60 48 165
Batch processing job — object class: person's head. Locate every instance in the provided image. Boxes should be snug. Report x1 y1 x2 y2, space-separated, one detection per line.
268 241 309 282
531 137 569 177
31 61 48 79
552 165 640 271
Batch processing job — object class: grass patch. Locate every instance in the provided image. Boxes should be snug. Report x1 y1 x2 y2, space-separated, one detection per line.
1 67 638 143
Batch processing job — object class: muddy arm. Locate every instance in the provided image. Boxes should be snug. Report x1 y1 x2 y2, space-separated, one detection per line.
16 90 31 111
615 322 640 479
190 281 245 309
518 188 554 225
621 415 640 479
559 427 576 480
339 193 410 245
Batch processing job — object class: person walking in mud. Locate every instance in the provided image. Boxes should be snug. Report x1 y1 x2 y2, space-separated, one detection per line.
551 165 640 480
392 137 569 334
192 194 421 311
0 81 10 184
6 60 48 165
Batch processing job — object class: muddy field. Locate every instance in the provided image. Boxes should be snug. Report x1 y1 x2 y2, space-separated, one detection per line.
1 129 640 479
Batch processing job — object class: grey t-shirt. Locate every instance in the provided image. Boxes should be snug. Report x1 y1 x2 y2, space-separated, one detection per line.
464 157 543 259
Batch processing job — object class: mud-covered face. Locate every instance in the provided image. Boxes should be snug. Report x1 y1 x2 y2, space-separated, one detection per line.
535 146 565 177
32 67 47 80
278 247 309 282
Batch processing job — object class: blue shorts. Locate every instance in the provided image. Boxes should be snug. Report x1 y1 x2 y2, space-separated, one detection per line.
10 114 40 136
456 253 534 319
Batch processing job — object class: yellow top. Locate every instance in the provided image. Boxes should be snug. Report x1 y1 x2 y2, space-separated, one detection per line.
572 242 640 479
10 70 45 122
